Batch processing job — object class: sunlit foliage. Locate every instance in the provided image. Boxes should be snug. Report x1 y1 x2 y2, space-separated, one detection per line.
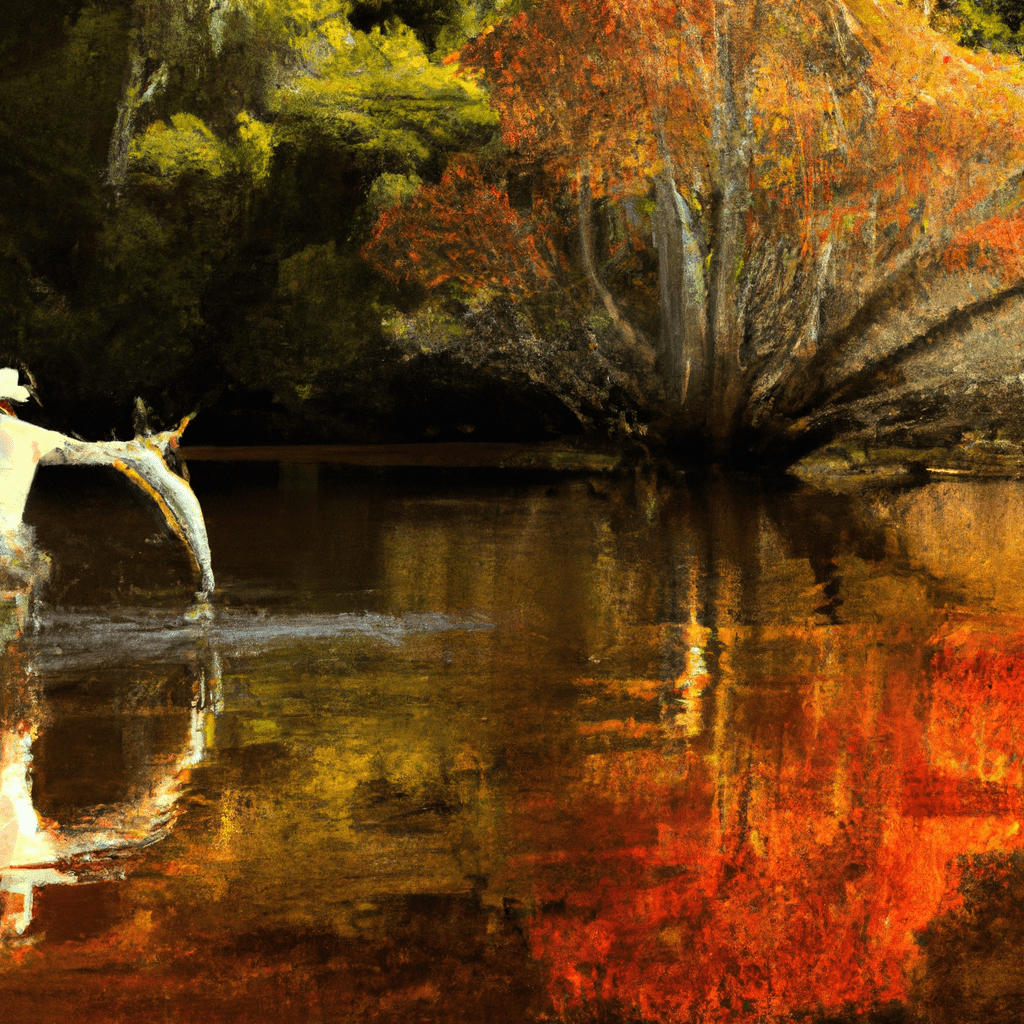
368 0 1024 456
0 0 505 440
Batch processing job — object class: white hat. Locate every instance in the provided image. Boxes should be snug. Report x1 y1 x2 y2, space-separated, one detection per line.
0 369 30 403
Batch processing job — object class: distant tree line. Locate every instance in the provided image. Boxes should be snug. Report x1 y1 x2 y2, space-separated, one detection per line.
1 0 530 442
5 0 1024 455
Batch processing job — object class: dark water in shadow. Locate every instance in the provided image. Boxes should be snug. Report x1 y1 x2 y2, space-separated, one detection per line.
3 463 1024 1022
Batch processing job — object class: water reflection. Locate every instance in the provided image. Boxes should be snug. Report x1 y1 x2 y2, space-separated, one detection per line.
3 467 1024 1021
0 593 221 945
502 477 1024 1023
522 622 1024 1021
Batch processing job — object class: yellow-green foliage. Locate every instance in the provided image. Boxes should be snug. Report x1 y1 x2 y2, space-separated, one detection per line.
926 0 1024 51
132 113 234 178
959 0 1018 46
366 172 423 215
132 4 496 185
246 0 354 40
269 20 497 169
235 112 276 182
132 111 277 183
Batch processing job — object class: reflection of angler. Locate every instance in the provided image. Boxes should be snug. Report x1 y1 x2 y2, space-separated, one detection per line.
0 367 215 603
0 651 222 941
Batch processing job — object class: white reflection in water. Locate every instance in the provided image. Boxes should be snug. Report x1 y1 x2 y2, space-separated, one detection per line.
0 637 222 944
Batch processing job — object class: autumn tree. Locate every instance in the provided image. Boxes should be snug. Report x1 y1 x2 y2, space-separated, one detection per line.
0 0 512 439
368 0 1024 459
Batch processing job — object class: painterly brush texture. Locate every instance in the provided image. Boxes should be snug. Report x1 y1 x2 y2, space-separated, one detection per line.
1 470 1024 1021
6 0 1024 455
6 2 1024 1022
368 0 1024 458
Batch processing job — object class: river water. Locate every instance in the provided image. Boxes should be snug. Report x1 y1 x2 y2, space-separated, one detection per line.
3 461 1024 1023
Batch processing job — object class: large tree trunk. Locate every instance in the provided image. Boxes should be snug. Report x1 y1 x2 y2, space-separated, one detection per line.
107 5 170 200
577 163 641 351
107 55 170 198
705 0 751 449
576 163 664 407
652 147 708 425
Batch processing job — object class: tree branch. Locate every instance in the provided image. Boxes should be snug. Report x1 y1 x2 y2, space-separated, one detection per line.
577 161 642 353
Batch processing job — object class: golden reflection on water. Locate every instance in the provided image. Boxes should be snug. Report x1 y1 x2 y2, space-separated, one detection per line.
1 469 1024 1022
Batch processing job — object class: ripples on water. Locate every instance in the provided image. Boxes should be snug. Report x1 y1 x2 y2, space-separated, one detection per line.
2 463 1024 1023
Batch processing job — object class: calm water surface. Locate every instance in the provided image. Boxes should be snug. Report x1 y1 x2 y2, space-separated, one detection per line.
3 463 1024 1023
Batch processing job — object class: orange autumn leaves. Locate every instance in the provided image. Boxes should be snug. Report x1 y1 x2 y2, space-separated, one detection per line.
371 158 571 293
514 618 1024 1023
927 619 1024 795
366 0 1024 372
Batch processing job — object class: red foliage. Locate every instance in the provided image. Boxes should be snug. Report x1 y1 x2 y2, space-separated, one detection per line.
368 157 569 295
367 0 1024 379
509 618 1024 1022
942 212 1024 280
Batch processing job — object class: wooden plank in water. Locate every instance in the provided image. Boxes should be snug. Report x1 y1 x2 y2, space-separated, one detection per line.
180 443 621 471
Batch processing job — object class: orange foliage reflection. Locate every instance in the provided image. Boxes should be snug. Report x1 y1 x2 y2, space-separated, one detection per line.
516 617 1024 1022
